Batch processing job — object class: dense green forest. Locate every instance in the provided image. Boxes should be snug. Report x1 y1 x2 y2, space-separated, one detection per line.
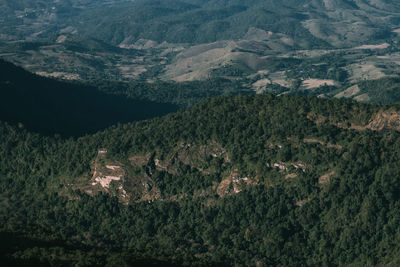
1 92 400 266
92 79 250 108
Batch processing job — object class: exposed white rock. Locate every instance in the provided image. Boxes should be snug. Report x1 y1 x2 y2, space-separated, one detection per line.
94 175 121 188
106 165 121 170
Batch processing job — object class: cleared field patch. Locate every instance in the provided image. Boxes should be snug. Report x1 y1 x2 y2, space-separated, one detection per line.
302 79 335 89
118 65 147 79
56 35 67 43
177 41 227 59
302 19 376 48
335 85 360 99
269 71 290 87
347 63 386 83
36 71 80 80
163 43 239 81
354 93 370 102
376 53 400 66
252 78 271 93
319 171 335 185
354 43 390 50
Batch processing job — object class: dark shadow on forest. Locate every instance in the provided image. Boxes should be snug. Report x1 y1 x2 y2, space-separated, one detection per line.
0 59 179 137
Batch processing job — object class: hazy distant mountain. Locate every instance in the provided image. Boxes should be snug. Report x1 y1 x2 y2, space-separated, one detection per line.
2 0 400 106
2 0 400 48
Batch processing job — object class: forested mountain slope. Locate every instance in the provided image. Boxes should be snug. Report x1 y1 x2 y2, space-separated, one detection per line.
1 93 400 265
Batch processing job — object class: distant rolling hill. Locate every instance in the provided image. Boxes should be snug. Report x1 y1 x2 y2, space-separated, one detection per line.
2 0 400 107
2 0 400 48
61 0 400 48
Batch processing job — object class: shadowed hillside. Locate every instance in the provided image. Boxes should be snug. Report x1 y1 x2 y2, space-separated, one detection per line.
0 60 178 137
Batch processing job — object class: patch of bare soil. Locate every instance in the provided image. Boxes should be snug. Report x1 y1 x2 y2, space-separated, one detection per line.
319 170 335 184
307 109 400 133
56 35 67 43
269 161 308 173
342 110 400 131
367 109 400 131
353 93 370 102
217 169 256 197
302 79 335 89
296 199 310 207
354 43 390 50
285 173 298 179
252 78 272 92
82 149 162 204
35 71 80 80
90 150 129 201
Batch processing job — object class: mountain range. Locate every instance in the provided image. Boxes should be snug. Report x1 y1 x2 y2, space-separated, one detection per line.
2 0 400 47
2 0 400 105
2 0 400 266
